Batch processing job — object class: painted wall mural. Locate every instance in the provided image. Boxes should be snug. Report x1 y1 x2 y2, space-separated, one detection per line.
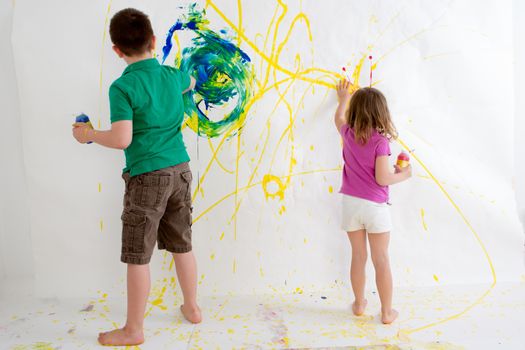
10 0 523 320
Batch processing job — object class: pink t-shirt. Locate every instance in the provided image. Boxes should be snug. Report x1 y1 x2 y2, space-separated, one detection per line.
339 124 391 203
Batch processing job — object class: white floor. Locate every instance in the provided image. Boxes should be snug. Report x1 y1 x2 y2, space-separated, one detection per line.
1 280 525 350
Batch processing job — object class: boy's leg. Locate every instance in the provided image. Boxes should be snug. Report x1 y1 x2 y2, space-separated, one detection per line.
347 229 368 316
368 232 398 324
172 251 202 323
98 263 150 346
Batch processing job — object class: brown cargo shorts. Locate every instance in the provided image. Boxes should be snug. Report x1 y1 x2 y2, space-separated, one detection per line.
120 162 193 265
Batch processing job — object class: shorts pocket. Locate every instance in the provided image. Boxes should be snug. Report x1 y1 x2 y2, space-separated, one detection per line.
181 170 193 202
121 210 147 254
131 173 170 208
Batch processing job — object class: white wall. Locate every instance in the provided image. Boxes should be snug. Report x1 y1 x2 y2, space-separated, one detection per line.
514 0 525 226
0 1 34 288
1 1 523 298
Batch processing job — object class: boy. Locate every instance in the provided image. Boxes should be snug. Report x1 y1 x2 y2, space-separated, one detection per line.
73 8 201 346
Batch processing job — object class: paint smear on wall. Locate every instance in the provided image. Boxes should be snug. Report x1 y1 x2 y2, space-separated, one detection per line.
162 4 254 138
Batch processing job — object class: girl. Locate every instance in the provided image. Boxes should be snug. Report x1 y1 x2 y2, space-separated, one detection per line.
334 80 411 324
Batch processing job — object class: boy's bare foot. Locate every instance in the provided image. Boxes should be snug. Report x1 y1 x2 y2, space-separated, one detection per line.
97 327 144 346
181 304 202 324
381 309 398 324
352 299 368 316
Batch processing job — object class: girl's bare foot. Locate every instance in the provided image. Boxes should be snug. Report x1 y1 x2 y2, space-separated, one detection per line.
97 327 144 346
181 304 202 324
352 299 367 316
381 309 398 324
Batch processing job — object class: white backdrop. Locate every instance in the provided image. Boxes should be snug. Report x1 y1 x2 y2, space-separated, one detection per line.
0 1 33 288
3 0 524 297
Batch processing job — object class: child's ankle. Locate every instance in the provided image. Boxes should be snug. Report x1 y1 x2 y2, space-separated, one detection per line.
123 324 143 334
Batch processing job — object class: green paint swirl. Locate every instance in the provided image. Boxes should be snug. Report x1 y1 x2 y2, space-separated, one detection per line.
162 4 254 138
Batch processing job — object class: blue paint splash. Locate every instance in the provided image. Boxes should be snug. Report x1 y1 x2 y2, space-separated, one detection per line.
161 4 254 138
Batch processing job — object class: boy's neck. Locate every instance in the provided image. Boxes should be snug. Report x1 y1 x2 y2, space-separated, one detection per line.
124 51 154 65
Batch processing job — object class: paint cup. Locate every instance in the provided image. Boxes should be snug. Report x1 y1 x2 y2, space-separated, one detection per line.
75 113 93 144
396 151 410 168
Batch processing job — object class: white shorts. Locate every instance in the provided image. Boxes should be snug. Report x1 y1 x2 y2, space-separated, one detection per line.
341 195 392 233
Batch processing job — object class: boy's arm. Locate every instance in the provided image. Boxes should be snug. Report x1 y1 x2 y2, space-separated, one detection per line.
334 80 352 132
375 155 411 186
182 76 196 94
73 120 132 150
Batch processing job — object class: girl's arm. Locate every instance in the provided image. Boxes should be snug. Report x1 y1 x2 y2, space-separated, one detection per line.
375 155 412 186
334 80 353 132
72 120 132 150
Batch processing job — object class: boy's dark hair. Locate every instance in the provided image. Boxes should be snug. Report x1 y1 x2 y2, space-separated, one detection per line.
109 8 154 56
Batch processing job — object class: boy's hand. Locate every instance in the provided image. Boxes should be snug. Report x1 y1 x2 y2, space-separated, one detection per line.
72 123 94 144
336 79 353 103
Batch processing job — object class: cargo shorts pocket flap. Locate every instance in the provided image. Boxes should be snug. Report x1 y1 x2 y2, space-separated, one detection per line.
181 171 192 183
121 211 147 254
181 171 192 201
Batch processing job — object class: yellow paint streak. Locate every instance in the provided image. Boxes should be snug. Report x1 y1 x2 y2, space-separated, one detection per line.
206 0 337 88
420 208 428 231
207 138 234 174
397 138 497 335
433 274 439 282
193 168 341 224
232 258 236 273
328 185 333 193
219 232 225 240
234 133 242 240
99 219 104 231
98 182 102 192
236 0 243 46
98 1 112 128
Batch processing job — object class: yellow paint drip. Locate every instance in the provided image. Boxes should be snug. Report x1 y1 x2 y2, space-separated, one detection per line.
99 219 104 231
420 208 428 231
433 274 439 282
98 182 102 192
278 205 286 215
219 232 225 240
328 185 333 193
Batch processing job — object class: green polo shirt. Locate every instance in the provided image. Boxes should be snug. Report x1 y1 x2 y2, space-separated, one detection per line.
109 58 191 176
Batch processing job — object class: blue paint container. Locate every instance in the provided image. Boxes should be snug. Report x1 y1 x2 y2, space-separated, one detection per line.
75 113 93 144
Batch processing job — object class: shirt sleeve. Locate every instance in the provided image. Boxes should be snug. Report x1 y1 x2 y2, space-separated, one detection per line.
173 69 191 91
109 84 133 123
339 123 349 136
376 137 391 157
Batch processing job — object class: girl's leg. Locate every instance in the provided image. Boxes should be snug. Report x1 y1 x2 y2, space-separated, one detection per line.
347 229 368 315
368 232 398 324
98 263 150 346
172 251 202 323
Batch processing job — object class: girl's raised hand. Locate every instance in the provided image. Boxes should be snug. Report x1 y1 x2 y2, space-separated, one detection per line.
337 79 353 103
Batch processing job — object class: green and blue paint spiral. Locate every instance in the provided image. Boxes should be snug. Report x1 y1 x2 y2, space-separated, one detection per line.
162 5 254 138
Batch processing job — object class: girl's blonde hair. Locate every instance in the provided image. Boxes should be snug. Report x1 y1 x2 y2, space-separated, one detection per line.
346 87 398 144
